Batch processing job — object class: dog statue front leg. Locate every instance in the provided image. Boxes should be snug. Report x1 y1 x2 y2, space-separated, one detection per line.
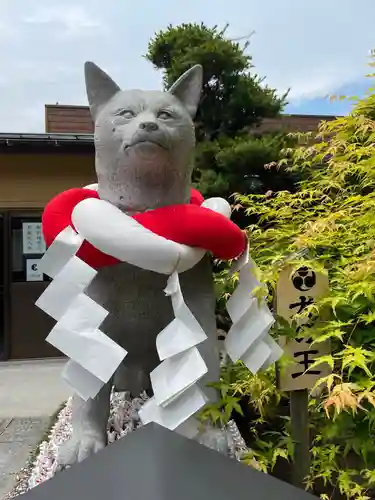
57 380 112 468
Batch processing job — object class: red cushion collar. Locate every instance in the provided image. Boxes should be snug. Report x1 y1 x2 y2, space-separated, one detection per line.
42 188 246 269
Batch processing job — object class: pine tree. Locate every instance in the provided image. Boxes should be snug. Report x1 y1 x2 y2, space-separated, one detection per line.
146 23 298 200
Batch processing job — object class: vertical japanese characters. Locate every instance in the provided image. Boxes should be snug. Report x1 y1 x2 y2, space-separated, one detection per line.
276 266 331 392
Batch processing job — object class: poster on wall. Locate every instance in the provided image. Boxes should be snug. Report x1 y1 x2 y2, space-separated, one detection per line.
26 259 44 282
22 222 46 255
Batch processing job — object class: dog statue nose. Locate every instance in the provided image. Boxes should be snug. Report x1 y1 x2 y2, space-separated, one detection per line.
139 121 159 132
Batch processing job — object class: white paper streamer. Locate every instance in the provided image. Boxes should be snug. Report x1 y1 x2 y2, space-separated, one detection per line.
224 249 282 373
151 347 208 407
139 272 209 428
225 301 274 362
241 338 272 374
36 223 128 399
138 385 207 431
135 192 231 429
261 335 284 368
61 360 105 401
156 272 207 360
36 256 97 321
39 226 84 279
47 293 127 383
226 264 261 323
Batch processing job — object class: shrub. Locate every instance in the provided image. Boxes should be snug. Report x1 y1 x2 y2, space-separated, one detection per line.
211 53 375 499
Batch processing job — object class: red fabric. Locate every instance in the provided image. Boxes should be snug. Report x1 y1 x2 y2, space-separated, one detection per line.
189 188 204 206
42 187 246 269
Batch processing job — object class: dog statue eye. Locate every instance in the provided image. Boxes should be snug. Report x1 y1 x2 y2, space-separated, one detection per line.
157 110 172 120
116 109 135 119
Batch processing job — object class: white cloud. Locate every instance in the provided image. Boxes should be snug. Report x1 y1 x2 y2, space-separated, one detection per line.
23 5 104 38
213 0 374 102
0 0 373 132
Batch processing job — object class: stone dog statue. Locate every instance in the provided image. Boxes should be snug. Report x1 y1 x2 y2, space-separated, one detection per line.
49 61 241 467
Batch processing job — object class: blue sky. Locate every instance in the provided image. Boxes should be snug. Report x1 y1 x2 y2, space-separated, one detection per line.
0 0 374 131
285 80 372 116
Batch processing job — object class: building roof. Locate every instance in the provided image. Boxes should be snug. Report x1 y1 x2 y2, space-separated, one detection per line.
45 104 340 135
0 109 340 151
0 132 93 144
0 132 94 153
0 108 341 152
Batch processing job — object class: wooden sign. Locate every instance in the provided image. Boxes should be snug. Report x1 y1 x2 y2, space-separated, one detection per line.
276 266 331 392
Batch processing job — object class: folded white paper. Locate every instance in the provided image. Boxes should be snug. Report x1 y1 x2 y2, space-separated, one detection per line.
230 238 250 273
169 279 207 338
150 347 208 407
156 319 205 361
138 385 207 430
225 302 275 362
225 252 282 373
164 271 179 295
46 293 127 383
61 359 105 401
241 338 272 373
156 273 207 360
226 264 260 323
39 226 84 279
261 336 284 369
36 256 97 321
56 292 108 331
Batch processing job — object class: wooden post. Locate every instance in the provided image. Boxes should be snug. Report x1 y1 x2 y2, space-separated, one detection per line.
275 266 330 490
290 389 310 488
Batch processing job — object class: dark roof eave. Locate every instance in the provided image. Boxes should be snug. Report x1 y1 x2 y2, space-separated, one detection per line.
0 132 94 147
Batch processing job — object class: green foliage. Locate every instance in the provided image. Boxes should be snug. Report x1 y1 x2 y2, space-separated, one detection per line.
193 133 300 199
146 23 284 139
211 54 375 498
145 23 298 201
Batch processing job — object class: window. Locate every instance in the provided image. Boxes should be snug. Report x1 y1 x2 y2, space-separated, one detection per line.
11 216 50 283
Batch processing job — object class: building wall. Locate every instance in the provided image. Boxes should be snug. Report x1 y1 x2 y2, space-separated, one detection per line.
0 150 96 360
45 105 94 134
254 114 337 134
2 107 339 361
0 152 96 208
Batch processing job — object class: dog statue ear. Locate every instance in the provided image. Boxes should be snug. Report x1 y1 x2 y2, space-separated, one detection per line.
169 65 203 118
84 61 121 120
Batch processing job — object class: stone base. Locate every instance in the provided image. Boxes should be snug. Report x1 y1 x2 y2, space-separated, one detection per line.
6 391 256 497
